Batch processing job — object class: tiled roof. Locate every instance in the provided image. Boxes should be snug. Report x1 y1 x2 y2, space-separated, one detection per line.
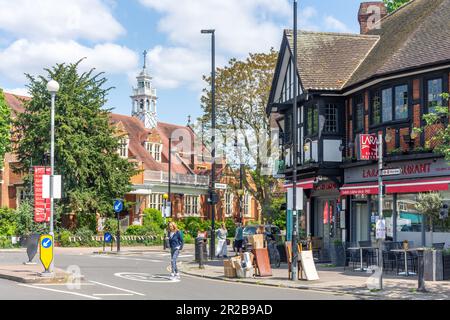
286 0 450 91
3 92 29 116
285 30 379 90
346 0 450 87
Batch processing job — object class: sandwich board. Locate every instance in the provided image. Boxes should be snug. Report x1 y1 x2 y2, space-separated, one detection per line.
299 250 319 281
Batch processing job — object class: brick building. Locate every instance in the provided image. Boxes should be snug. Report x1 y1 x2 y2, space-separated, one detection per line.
267 0 450 258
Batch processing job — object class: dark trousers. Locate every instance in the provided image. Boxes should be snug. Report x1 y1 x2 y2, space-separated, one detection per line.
171 248 180 273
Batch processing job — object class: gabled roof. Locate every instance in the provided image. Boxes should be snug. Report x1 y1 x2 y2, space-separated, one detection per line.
346 0 450 88
282 0 450 93
3 92 29 115
285 30 379 91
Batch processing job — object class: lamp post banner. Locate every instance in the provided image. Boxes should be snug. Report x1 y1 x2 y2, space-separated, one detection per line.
34 166 51 223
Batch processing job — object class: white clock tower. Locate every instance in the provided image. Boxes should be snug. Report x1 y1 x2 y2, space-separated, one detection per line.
131 50 158 129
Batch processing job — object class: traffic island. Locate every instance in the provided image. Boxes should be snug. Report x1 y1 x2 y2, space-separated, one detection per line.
0 265 84 284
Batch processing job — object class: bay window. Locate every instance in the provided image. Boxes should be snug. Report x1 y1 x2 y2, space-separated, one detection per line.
371 84 409 125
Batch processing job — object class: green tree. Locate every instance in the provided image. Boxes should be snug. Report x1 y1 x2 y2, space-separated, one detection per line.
0 89 11 169
415 192 442 245
199 50 280 222
13 61 138 232
383 0 410 13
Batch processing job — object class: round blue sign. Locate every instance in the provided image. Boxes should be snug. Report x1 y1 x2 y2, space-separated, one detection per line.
104 232 112 243
41 237 52 249
113 200 124 213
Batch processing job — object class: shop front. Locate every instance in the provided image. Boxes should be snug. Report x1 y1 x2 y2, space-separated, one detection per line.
341 158 450 246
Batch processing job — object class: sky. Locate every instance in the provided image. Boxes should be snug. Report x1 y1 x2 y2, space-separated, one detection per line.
0 0 365 126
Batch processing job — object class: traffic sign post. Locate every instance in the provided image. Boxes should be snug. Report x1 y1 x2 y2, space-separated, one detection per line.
103 232 112 252
214 183 227 190
39 234 54 276
114 200 124 253
381 168 401 176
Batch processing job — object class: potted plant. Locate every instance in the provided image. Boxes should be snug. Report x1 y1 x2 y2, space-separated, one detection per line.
330 239 346 267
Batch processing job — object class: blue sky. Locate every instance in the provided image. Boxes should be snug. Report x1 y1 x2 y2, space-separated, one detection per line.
0 0 365 126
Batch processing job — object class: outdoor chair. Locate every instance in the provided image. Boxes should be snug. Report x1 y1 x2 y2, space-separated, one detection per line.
382 242 398 273
359 241 377 267
344 242 360 271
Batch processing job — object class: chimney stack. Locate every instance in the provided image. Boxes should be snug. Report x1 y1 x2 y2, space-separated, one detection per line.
358 2 388 34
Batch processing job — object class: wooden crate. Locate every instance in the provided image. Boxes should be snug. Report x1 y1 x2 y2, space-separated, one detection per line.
223 260 237 278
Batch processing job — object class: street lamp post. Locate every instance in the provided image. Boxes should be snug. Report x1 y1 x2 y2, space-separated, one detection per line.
163 193 169 250
201 28 216 260
46 79 59 274
291 0 299 281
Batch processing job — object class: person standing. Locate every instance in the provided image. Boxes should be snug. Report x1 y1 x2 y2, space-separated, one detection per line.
234 222 244 254
168 222 183 280
216 223 228 258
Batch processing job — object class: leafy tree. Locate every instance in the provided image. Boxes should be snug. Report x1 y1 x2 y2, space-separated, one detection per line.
415 192 442 245
414 93 450 160
0 207 16 236
15 200 48 236
13 61 138 230
383 0 410 13
0 89 11 169
199 50 279 222
266 196 286 230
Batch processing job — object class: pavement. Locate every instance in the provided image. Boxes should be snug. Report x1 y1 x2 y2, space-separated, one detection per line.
0 245 355 300
179 251 450 300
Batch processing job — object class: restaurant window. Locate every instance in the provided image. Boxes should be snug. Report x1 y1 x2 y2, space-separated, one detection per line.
371 91 381 125
382 88 393 122
284 113 292 144
354 94 364 131
395 85 408 120
184 195 199 215
306 104 318 136
427 78 443 114
324 104 338 133
397 194 422 234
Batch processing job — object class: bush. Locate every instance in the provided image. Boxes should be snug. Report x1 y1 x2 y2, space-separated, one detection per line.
225 218 236 237
183 233 193 244
103 218 118 233
0 207 17 236
143 208 164 229
58 229 73 247
74 226 95 246
125 225 147 235
15 200 48 236
76 213 97 233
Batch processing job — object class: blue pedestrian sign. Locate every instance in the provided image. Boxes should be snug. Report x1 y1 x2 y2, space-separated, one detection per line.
104 232 112 243
113 200 124 213
41 237 52 249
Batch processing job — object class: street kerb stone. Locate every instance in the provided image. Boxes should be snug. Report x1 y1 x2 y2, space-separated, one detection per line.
0 265 84 284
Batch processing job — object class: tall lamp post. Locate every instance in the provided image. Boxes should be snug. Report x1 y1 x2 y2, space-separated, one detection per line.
291 0 299 281
46 79 59 274
201 28 216 260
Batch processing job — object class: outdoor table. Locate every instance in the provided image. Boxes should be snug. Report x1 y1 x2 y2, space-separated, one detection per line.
390 248 419 276
347 247 378 272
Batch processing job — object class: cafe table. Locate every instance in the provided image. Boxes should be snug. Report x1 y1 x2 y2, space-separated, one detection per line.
347 246 379 272
390 248 421 276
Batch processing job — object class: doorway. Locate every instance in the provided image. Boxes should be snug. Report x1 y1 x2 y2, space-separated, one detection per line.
354 201 369 242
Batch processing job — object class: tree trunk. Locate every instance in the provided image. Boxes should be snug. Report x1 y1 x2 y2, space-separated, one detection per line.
430 216 434 246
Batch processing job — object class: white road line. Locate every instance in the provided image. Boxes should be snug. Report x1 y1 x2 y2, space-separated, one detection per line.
92 293 134 296
89 280 146 296
31 283 95 286
18 283 101 300
91 255 162 263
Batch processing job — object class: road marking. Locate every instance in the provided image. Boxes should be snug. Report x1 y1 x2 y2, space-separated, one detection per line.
91 255 162 263
114 272 180 283
31 283 95 286
18 283 101 300
93 293 134 297
89 280 146 296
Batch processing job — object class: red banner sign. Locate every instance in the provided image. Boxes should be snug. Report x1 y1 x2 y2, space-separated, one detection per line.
357 134 378 160
34 166 51 223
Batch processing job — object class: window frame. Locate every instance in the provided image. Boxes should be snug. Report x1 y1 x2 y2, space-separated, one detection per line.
425 77 444 114
353 93 365 133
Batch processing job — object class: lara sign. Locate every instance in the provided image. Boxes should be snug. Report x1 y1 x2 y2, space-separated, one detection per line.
356 134 378 160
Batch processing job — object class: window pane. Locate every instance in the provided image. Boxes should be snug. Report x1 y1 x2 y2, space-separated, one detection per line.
428 79 443 113
313 105 319 134
355 95 364 130
382 88 392 122
371 91 381 125
324 104 338 133
395 85 408 120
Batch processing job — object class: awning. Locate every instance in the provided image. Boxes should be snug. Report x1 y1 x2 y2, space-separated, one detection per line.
284 178 316 190
340 177 450 196
128 189 153 195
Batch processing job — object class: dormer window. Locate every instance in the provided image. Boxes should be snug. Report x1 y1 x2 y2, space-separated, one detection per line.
145 142 162 162
118 137 129 158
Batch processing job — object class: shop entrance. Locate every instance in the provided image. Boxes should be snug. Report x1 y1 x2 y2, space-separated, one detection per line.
314 197 338 261
354 201 369 242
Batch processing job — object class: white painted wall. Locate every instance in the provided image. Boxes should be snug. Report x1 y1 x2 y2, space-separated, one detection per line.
323 139 343 162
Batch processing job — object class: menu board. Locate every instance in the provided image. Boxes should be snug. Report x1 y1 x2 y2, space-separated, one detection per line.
34 166 51 223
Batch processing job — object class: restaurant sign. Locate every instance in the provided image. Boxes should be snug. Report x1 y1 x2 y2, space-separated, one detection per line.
345 158 450 184
356 134 378 161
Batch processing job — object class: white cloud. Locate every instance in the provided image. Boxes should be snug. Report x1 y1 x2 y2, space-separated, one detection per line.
0 40 138 82
0 0 124 42
324 16 352 33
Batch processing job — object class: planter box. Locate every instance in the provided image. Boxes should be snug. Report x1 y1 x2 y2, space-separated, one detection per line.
330 243 346 267
424 250 443 281
443 254 450 281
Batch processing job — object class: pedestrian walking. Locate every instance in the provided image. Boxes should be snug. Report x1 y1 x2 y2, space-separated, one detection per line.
168 222 183 280
216 223 228 258
234 222 244 254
